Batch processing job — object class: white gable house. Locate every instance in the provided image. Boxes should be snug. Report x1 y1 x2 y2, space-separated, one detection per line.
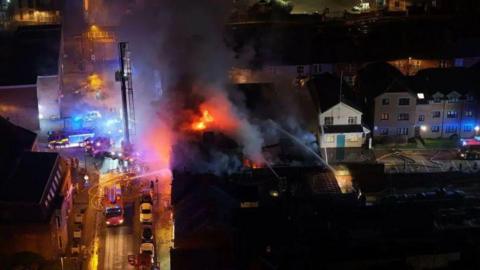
319 102 370 148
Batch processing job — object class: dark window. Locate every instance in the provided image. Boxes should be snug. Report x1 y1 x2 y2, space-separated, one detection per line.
382 98 389 105
464 125 473 132
445 125 457 133
397 128 408 135
348 116 357 125
447 111 457 118
381 113 389 120
432 111 441 118
398 98 410 106
418 115 425 122
395 0 400 8
380 128 388 135
398 113 409 121
448 97 459 103
465 111 473 117
433 97 442 103
297 66 304 74
431 126 440 133
55 216 61 228
324 117 333 125
466 95 475 102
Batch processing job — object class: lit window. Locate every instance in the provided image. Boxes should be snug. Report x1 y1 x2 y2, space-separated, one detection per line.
398 98 410 106
348 136 359 142
324 117 333 125
418 115 425 122
326 135 335 143
398 113 409 121
381 113 389 120
348 116 357 125
464 125 473 132
447 111 457 118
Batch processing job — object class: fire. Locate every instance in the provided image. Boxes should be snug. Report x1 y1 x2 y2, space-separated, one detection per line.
191 109 214 131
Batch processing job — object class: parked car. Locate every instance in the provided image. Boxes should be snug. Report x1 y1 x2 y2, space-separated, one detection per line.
71 243 80 255
74 212 84 224
73 226 82 240
139 242 155 261
141 193 153 205
140 203 153 223
142 226 154 242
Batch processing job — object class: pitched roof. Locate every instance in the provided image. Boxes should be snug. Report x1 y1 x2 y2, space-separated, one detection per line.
0 24 61 86
323 125 364 134
413 67 480 98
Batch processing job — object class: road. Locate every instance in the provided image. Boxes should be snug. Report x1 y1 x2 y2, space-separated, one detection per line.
102 204 135 270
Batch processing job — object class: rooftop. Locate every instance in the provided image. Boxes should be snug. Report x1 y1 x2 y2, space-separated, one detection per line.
0 152 58 203
0 24 61 86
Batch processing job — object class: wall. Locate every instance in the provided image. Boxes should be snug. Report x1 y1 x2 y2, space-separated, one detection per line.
0 84 40 131
374 92 416 138
321 132 364 148
320 103 362 126
37 75 60 120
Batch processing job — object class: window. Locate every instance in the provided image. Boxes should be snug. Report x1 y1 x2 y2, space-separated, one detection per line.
418 115 425 122
348 116 357 125
445 125 457 133
432 111 441 118
398 98 410 106
380 128 388 135
467 95 475 102
395 0 400 8
398 113 409 121
347 136 360 142
326 135 335 143
297 65 304 74
382 98 390 105
431 126 440 133
397 128 409 135
381 113 389 120
433 97 442 103
464 125 473 132
448 97 459 103
447 111 457 118
312 64 321 74
465 111 473 117
324 117 333 125
56 216 61 228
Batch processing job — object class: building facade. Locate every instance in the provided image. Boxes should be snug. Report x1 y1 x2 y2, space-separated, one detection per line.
320 102 370 148
374 90 479 140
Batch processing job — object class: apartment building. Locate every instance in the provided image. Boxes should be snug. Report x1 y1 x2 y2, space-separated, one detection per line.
374 79 479 140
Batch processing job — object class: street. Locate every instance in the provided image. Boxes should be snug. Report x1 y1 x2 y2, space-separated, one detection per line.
102 205 135 270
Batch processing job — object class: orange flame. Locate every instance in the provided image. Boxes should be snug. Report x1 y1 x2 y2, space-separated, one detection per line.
191 110 214 131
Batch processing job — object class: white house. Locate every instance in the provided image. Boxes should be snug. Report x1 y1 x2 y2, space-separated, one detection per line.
319 102 370 148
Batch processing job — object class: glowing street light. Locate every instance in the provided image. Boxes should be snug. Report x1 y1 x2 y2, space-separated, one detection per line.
420 125 427 132
475 126 480 132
